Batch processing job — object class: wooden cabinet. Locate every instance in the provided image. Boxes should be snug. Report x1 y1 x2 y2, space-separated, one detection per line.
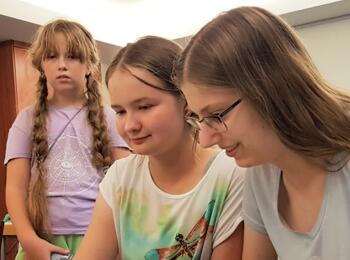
0 40 39 220
0 39 39 258
0 40 39 259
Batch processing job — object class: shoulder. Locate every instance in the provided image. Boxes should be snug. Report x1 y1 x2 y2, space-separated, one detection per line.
101 106 117 127
12 105 35 127
16 105 35 119
245 164 279 196
209 150 243 180
246 164 278 182
105 154 147 182
205 151 246 194
328 155 350 185
102 106 116 118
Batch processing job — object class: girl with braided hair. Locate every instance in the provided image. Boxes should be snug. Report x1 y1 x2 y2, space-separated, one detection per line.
4 19 129 260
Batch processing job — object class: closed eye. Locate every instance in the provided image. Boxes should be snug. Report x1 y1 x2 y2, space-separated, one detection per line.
67 54 77 59
187 111 199 119
112 105 126 115
138 104 153 110
46 53 56 59
115 110 126 115
210 112 222 118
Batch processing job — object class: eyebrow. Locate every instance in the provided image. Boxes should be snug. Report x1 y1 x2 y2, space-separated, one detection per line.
198 103 227 115
111 97 156 109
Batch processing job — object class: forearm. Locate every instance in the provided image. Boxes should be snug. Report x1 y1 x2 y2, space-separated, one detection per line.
242 225 277 260
212 222 244 260
6 159 39 246
74 194 118 259
6 185 38 245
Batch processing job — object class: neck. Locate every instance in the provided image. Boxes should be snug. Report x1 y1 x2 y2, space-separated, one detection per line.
149 132 196 176
274 148 327 189
148 133 215 194
49 91 86 108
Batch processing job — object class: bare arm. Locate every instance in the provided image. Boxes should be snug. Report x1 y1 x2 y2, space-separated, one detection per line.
74 193 118 260
6 158 68 259
111 147 130 160
6 158 36 243
212 222 244 260
242 225 277 260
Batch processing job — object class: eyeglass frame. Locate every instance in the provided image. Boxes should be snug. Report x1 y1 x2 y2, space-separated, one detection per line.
186 98 242 132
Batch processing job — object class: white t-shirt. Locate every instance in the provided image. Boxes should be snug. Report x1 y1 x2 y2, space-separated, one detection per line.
243 160 350 260
100 151 245 260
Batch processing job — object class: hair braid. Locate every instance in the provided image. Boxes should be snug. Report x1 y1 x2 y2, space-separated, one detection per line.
27 75 50 236
85 75 112 169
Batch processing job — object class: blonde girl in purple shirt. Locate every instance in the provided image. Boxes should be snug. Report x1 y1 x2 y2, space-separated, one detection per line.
5 19 129 260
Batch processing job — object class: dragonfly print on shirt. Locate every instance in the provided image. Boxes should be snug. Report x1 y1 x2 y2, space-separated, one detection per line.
145 200 215 260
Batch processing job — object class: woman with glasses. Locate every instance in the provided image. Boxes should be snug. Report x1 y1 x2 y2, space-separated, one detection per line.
174 6 350 260
75 36 245 260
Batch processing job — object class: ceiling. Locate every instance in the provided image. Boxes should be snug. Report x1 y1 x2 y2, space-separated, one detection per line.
1 0 350 63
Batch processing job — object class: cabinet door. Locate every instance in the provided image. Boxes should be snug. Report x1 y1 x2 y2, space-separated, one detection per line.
0 40 38 220
14 46 39 112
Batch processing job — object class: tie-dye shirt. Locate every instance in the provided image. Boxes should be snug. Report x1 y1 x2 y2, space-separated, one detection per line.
100 151 244 260
4 105 128 234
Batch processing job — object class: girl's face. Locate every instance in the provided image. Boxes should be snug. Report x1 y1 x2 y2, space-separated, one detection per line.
41 32 88 96
109 67 187 156
181 81 284 167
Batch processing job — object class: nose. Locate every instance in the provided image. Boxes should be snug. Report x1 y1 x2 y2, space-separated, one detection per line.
124 114 142 133
58 56 67 71
198 128 221 148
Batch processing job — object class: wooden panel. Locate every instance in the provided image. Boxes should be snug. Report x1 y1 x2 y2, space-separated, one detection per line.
3 236 18 260
14 46 39 112
0 40 39 260
3 223 18 259
0 40 39 220
3 223 16 236
0 41 18 220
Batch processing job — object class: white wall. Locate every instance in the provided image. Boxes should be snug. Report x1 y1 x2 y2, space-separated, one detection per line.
101 15 350 105
100 62 111 106
296 15 350 90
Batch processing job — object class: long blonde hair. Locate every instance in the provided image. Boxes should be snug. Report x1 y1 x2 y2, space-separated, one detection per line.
28 19 112 236
175 7 350 165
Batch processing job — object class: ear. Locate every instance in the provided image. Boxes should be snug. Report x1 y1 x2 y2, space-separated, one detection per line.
183 102 191 116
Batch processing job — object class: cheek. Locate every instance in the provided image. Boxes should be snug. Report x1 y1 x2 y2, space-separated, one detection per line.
116 118 127 139
243 119 276 152
150 109 183 133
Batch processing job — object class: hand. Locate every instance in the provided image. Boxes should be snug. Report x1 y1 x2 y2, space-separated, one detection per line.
22 236 69 260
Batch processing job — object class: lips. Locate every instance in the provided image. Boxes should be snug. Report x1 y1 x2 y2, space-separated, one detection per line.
57 75 70 79
224 144 239 157
129 135 151 145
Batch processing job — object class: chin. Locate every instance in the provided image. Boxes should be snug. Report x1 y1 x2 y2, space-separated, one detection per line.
130 146 154 156
235 158 258 168
130 148 148 155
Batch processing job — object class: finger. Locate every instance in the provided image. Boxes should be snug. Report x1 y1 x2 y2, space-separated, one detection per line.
50 245 70 255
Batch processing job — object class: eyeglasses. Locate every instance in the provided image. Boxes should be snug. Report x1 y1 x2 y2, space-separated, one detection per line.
186 98 242 133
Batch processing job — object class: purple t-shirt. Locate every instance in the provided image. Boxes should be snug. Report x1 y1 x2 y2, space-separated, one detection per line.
4 105 128 235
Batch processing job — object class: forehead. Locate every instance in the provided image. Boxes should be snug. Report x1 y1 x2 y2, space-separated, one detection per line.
108 67 173 105
44 32 85 55
181 81 238 113
52 33 67 48
44 32 69 52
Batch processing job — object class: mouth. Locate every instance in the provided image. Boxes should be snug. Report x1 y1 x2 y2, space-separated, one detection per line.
223 143 239 157
129 135 151 144
57 75 70 80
